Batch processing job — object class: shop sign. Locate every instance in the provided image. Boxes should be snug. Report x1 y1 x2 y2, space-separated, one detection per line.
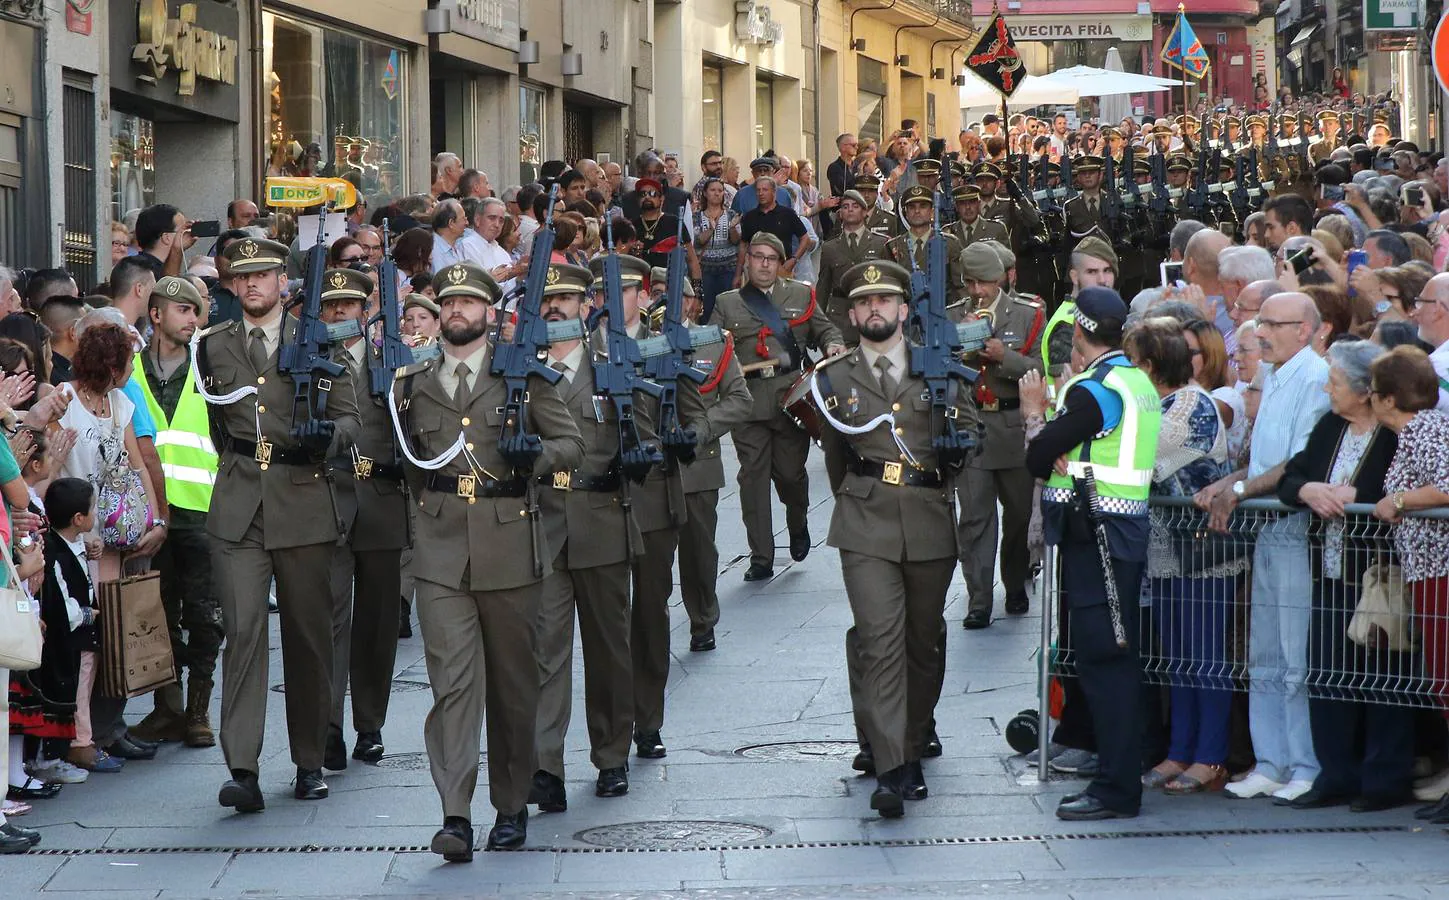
735 0 783 46
66 0 95 35
131 0 238 96
437 0 519 52
1364 0 1422 31
264 177 359 210
1007 16 1152 43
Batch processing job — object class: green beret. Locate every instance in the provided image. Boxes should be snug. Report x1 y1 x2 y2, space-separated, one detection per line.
959 242 1005 282
842 260 910 299
222 237 288 274
403 293 440 316
1072 235 1119 276
432 262 502 304
980 239 1015 271
319 267 373 303
747 231 786 260
152 275 203 311
588 253 649 288
839 190 869 209
648 267 696 297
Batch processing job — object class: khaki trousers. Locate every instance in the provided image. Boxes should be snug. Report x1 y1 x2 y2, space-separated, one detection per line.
956 465 1035 615
534 559 633 779
329 548 404 735
213 515 335 773
733 416 811 569
416 577 541 820
678 489 721 638
631 527 680 734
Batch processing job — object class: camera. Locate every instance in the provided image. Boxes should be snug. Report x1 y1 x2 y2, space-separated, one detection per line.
1287 245 1318 275
1406 185 1426 207
1319 184 1345 203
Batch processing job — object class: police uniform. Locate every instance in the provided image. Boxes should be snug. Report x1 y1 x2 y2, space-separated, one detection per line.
886 185 968 312
816 190 891 345
708 232 844 579
131 275 223 749
321 267 411 768
201 238 362 807
815 260 967 817
392 261 584 858
949 184 1010 249
1025 288 1161 820
955 245 1045 628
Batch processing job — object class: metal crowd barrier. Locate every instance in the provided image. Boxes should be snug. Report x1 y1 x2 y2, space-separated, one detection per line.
1032 496 1449 783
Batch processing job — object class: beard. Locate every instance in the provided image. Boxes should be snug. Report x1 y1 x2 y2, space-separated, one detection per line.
442 316 489 346
857 315 900 342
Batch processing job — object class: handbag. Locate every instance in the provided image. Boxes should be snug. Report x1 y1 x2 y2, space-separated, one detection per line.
95 399 153 549
0 547 42 671
1171 509 1255 575
1348 560 1415 651
96 572 174 698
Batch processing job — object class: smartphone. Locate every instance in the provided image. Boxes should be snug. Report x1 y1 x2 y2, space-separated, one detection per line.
1346 249 1368 275
1160 261 1184 285
1320 184 1345 202
189 219 221 238
1406 185 1426 207
1288 245 1317 275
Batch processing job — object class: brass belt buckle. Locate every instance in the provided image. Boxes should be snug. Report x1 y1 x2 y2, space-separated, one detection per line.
255 438 273 471
981 399 1000 412
457 474 477 502
552 471 573 491
759 365 776 378
353 456 374 479
882 462 903 486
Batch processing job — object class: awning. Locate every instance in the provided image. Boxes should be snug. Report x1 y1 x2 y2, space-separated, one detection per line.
1291 23 1319 46
1275 0 1291 14
1286 47 1304 67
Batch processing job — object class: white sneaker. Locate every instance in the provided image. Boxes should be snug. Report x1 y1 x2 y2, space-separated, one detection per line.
1271 779 1315 802
1024 742 1067 767
1415 767 1449 801
29 758 88 784
1224 770 1285 799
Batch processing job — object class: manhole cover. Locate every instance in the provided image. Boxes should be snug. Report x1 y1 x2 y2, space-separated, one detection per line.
575 821 773 850
734 741 859 761
270 680 430 695
373 751 486 771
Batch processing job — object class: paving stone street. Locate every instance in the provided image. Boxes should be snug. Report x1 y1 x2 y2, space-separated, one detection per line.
6 441 1449 899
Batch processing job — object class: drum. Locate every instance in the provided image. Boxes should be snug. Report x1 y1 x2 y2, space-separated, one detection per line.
781 367 823 442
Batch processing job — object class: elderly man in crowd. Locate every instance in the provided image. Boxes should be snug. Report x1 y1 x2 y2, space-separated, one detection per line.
1414 272 1449 410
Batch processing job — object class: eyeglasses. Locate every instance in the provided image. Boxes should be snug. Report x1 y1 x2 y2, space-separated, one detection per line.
111 240 128 248
1257 318 1304 328
338 254 366 264
747 252 782 263
640 191 661 198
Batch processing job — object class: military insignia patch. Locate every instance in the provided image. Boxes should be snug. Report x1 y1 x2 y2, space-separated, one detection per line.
329 272 348 288
447 266 467 285
165 280 181 296
546 267 560 285
239 240 259 258
863 265 881 284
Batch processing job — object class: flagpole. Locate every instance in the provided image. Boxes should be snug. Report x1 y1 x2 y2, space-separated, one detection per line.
1179 4 1188 119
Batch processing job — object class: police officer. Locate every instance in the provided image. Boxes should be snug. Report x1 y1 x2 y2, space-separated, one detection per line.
886 186 968 312
950 184 1010 248
814 260 967 817
391 261 584 860
709 232 844 581
816 190 890 345
956 244 1044 629
200 237 361 810
1024 287 1161 821
132 275 222 749
318 267 410 768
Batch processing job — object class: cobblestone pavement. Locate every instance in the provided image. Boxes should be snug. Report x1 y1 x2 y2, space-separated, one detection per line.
6 441 1449 898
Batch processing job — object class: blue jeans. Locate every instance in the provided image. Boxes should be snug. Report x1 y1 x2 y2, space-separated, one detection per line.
1151 575 1233 766
700 266 735 323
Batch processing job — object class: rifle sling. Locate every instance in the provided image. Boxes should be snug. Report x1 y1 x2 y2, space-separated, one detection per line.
740 284 803 372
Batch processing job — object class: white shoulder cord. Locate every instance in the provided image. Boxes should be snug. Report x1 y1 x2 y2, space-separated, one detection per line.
808 370 920 468
386 376 470 471
189 329 259 406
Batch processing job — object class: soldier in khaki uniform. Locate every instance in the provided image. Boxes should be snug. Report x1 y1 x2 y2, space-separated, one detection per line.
317 268 411 768
200 238 361 811
1063 156 1108 244
855 174 901 239
975 162 1042 246
814 260 968 818
391 261 584 860
816 190 890 345
708 232 845 581
950 184 1010 248
1309 110 1339 164
886 186 968 312
955 244 1045 630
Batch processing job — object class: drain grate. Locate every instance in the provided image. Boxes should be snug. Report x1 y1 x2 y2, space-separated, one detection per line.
271 680 430 695
27 825 1406 856
575 820 774 850
735 741 860 761
373 751 485 772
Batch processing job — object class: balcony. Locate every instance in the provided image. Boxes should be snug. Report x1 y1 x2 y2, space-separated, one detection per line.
854 0 976 40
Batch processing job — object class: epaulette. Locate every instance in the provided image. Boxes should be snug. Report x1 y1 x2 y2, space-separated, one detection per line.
196 320 238 340
394 358 435 380
1013 292 1044 308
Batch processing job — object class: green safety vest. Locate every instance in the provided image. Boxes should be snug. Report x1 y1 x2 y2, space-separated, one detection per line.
1041 300 1077 400
134 352 217 512
1044 354 1161 504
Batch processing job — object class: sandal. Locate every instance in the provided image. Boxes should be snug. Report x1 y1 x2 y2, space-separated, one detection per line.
1164 764 1228 795
1 799 31 816
1143 760 1188 789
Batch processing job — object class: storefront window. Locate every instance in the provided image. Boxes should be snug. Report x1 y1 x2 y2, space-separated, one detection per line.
263 12 406 201
856 57 887 144
521 84 545 184
755 78 774 157
702 65 723 154
110 112 154 223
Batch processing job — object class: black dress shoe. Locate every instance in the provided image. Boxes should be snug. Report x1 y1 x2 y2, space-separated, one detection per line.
105 736 156 760
122 733 158 752
1287 788 1352 810
1055 794 1137 821
852 744 876 775
431 816 474 862
1415 794 1449 820
1004 590 1030 615
962 610 991 630
922 728 943 758
690 630 717 652
1352 792 1411 813
528 770 568 812
871 767 906 819
789 528 811 562
218 770 265 813
1 823 40 847
353 731 385 763
743 563 774 582
398 596 413 640
8 778 62 801
294 768 329 800
323 727 348 771
902 761 928 801
595 766 629 797
635 731 667 759
486 808 528 850
0 831 31 854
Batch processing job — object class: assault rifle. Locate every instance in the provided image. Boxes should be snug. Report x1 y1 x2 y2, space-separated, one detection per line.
368 219 416 399
277 206 344 451
1184 146 1209 222
1100 151 1124 248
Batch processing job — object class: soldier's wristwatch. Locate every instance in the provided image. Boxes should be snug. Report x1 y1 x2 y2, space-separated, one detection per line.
1231 480 1246 500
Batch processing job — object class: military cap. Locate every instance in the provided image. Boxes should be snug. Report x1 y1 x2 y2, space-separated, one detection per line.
973 161 1003 180
1217 156 1235 172
1246 114 1268 129
319 267 373 303
952 183 982 202
1175 114 1200 127
1167 153 1194 172
747 231 787 260
959 242 1005 282
223 236 288 274
1099 126 1122 140
648 266 697 297
1044 161 1062 177
1277 113 1299 126
899 184 934 206
749 156 778 172
839 189 869 209
1224 115 1243 129
1074 286 1128 333
587 254 648 288
981 239 1015 272
403 293 440 316
1133 158 1152 177
152 275 204 311
1317 109 1340 123
1151 123 1175 136
913 158 942 176
534 262 587 296
1075 155 1104 173
853 173 883 191
842 260 910 299
948 160 969 180
1072 235 1119 276
432 262 502 303
1373 110 1390 124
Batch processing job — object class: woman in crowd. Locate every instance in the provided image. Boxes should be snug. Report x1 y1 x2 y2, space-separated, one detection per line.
0 315 51 389
391 228 434 282
795 160 821 224
1130 318 1240 794
1182 318 1246 464
498 214 522 263
109 223 131 268
693 178 740 323
1232 321 1263 390
1280 340 1412 810
1373 264 1431 323
401 294 440 344
327 237 366 268
1302 284 1353 350
720 157 741 192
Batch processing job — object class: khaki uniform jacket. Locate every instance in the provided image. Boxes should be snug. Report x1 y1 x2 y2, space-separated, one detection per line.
970 291 1045 471
331 342 411 553
950 217 1010 249
885 230 968 310
816 229 890 345
815 348 962 563
198 318 361 550
1064 193 1109 242
708 279 844 423
867 207 901 239
393 344 584 591
980 195 1041 243
679 336 752 494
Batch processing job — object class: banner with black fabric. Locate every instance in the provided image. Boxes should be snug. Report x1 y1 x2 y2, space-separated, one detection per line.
966 11 1027 98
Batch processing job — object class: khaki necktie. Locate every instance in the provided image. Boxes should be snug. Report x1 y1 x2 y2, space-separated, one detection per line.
848 233 858 254
875 355 896 399
1088 198 1098 217
549 358 569 383
248 327 268 374
452 361 471 409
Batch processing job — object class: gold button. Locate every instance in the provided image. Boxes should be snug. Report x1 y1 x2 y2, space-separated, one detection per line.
419 501 425 508
519 510 527 517
899 453 907 461
468 497 477 505
466 442 475 451
894 427 904 435
313 473 319 479
257 405 266 413
260 463 269 471
257 376 265 385
461 416 471 426
892 403 901 412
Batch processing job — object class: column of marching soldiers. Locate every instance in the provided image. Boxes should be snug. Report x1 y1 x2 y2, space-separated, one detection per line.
187 110 1343 860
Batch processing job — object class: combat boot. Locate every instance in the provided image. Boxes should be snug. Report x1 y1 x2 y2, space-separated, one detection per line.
185 676 216 748
131 681 187 743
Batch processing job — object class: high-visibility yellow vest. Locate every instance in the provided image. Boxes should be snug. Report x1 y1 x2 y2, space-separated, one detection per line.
1041 300 1077 399
134 352 216 512
1044 353 1161 507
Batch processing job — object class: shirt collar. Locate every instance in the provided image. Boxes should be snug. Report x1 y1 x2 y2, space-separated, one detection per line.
345 338 368 369
1268 343 1319 385
442 342 489 380
243 311 284 350
860 339 908 378
549 342 587 381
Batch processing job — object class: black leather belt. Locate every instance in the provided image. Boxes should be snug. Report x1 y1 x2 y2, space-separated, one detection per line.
849 459 945 488
372 462 405 482
537 471 622 492
224 436 314 466
743 364 800 380
425 473 527 498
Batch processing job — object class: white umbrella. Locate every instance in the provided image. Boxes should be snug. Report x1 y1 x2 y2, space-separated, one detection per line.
958 71 1079 111
1038 65 1179 97
1098 48 1131 125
